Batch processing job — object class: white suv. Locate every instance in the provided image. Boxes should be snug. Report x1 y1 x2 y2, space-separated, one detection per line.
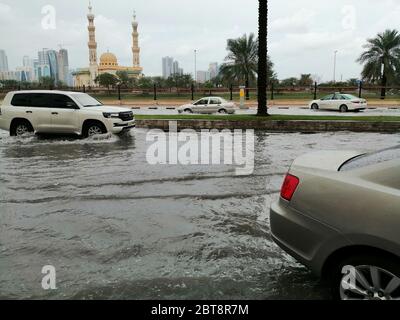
0 91 135 137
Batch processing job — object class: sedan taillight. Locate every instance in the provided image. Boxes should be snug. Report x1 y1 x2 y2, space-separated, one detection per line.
281 174 300 201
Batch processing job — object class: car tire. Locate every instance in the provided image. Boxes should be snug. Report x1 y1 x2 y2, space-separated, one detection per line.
311 103 319 110
10 119 34 137
329 254 400 300
83 121 107 138
184 109 193 114
339 105 348 113
218 109 228 114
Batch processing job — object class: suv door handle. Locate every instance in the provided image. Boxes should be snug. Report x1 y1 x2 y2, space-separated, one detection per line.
51 112 59 115
26 111 32 114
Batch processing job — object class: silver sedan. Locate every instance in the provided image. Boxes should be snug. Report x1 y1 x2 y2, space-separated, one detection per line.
270 146 400 300
177 97 236 114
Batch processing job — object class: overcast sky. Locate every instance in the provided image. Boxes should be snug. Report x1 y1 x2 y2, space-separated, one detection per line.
1 0 400 81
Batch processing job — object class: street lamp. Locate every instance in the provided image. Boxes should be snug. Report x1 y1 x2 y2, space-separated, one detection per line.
194 50 197 83
333 50 338 83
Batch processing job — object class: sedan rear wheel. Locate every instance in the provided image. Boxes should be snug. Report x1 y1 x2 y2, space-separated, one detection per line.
331 254 400 300
339 105 348 113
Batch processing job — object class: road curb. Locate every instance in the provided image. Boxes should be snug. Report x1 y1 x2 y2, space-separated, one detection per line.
136 119 400 133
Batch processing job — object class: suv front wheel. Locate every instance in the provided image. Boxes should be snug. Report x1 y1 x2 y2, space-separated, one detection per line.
83 121 107 138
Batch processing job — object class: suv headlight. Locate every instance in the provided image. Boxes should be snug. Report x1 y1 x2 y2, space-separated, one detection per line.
103 112 120 119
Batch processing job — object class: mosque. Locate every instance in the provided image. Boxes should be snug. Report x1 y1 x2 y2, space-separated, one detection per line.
73 2 143 87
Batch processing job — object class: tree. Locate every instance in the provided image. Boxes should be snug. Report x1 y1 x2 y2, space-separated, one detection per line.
219 33 275 87
357 29 400 98
95 73 118 94
0 79 19 89
116 71 132 88
257 0 268 115
137 77 154 89
166 73 194 88
219 34 258 85
298 74 313 87
152 76 167 88
39 76 55 89
280 77 299 87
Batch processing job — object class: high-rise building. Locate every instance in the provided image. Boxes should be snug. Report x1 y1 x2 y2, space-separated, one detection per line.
57 49 69 84
163 57 184 78
172 61 179 75
209 62 219 79
37 48 51 81
196 70 210 84
36 48 70 84
38 48 50 65
0 50 9 72
47 50 59 83
23 56 33 68
162 56 174 79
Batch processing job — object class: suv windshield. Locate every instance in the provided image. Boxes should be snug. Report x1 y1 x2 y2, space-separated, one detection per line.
340 145 400 171
71 94 103 107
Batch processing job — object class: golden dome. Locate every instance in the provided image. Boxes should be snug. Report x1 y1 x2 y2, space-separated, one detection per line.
99 52 118 67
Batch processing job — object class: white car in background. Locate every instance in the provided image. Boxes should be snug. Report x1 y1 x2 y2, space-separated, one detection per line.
310 93 368 112
177 97 236 114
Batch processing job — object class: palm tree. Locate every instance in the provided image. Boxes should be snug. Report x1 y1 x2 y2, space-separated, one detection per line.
257 0 268 115
357 29 400 99
219 34 259 86
219 34 274 100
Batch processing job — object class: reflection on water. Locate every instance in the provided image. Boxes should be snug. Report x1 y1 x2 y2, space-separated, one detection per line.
0 129 398 300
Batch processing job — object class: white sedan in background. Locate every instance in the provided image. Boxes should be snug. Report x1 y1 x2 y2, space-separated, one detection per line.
310 93 368 112
177 97 236 114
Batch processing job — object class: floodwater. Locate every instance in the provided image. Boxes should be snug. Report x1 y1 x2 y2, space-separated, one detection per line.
0 129 399 300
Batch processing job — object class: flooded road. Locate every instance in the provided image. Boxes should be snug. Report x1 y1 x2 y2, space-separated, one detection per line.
0 129 399 300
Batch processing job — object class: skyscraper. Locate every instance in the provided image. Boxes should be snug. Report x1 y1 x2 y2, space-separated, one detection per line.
162 56 174 79
163 57 184 78
57 49 69 84
0 50 9 72
23 55 33 68
38 48 50 65
196 70 210 83
47 50 59 83
209 62 219 79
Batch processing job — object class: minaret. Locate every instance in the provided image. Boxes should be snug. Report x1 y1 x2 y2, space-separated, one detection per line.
131 11 141 68
87 1 98 85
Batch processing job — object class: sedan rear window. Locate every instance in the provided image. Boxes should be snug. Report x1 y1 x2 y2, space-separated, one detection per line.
340 146 400 171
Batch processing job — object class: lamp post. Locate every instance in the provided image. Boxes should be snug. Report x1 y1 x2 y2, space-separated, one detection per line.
194 49 197 84
333 50 338 83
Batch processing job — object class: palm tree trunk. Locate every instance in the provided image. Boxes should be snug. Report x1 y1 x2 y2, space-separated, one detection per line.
257 0 268 116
